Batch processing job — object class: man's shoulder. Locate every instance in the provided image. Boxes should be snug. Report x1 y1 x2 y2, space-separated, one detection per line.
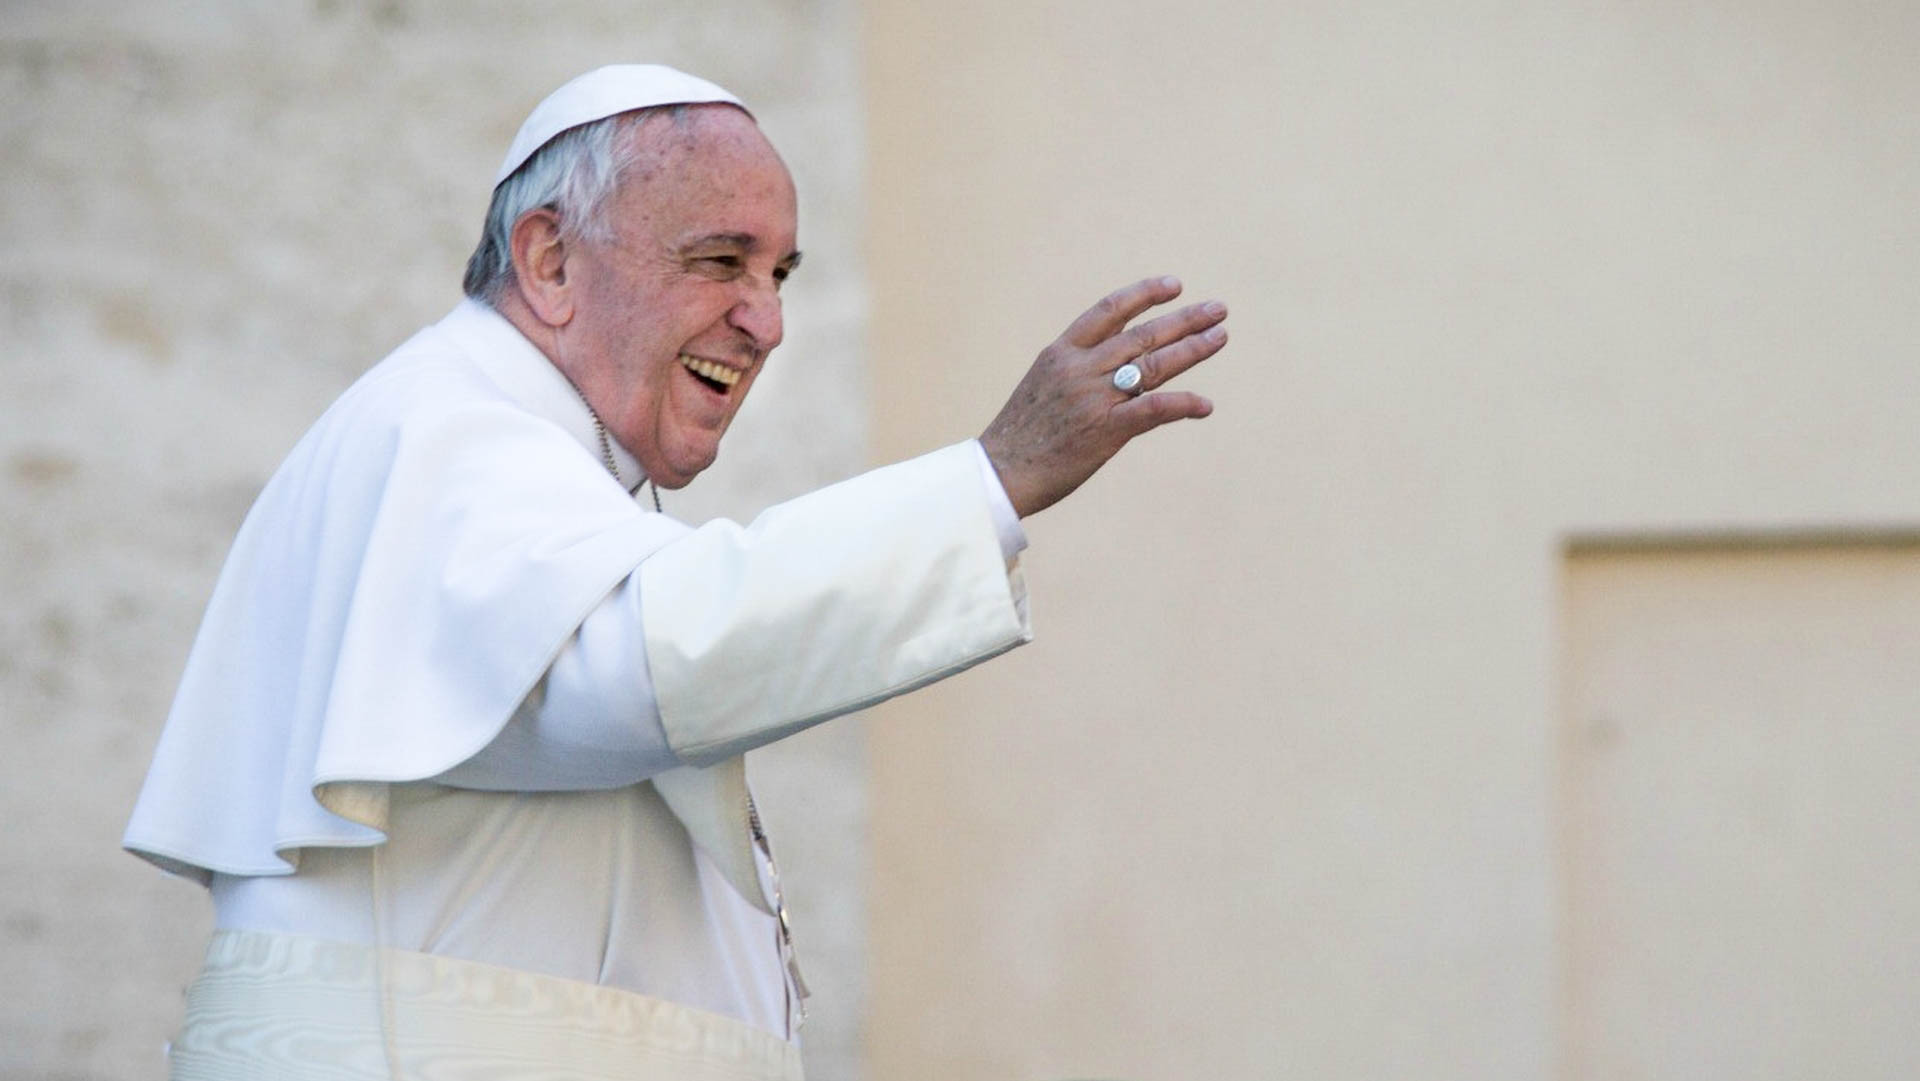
332 318 510 424
311 308 558 447
268 308 582 502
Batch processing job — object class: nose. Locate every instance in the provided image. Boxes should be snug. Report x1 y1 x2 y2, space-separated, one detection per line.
728 278 784 354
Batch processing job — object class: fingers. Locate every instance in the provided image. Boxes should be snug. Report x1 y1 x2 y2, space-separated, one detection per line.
1134 319 1227 389
1062 275 1184 348
1113 389 1215 437
983 274 1226 518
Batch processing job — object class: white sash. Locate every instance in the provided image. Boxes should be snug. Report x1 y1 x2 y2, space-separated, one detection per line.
168 930 805 1081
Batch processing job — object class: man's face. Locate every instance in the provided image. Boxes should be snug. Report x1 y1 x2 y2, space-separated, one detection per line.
558 106 800 489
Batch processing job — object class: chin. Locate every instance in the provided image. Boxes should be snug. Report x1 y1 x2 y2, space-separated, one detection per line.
654 455 720 490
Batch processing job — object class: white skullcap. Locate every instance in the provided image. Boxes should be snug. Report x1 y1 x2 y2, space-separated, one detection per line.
493 64 747 186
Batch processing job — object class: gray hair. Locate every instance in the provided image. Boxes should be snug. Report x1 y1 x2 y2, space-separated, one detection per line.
461 105 689 305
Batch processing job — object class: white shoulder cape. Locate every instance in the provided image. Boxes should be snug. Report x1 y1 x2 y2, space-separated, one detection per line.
125 302 1032 910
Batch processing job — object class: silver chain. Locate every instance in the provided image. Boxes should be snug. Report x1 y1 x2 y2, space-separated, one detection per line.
575 387 662 513
749 794 810 1027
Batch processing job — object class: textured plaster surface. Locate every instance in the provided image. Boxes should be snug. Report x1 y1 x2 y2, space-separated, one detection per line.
2 4 870 1078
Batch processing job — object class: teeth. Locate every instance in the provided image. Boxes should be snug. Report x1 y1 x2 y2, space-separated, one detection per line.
681 355 740 388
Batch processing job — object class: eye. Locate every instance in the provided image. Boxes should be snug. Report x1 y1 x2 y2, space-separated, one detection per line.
695 255 744 279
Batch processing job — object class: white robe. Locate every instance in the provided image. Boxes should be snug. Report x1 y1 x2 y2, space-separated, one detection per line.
124 299 1031 1041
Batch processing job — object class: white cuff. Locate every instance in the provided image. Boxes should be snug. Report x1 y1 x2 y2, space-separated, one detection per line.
968 438 1029 563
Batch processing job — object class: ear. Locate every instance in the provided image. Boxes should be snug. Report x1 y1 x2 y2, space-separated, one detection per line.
509 207 574 327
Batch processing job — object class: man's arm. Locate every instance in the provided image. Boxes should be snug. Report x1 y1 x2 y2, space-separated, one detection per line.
442 277 1224 787
437 441 1026 791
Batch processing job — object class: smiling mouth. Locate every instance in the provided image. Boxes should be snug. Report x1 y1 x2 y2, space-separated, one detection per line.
682 355 742 394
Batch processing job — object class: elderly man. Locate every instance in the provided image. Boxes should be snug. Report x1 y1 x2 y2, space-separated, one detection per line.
125 66 1226 1080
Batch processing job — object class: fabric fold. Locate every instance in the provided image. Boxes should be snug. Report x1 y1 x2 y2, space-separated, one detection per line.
124 306 683 884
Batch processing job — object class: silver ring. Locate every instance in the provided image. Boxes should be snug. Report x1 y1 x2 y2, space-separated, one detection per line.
1111 362 1144 395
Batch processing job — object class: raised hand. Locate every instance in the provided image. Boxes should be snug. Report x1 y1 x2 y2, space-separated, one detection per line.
979 276 1227 517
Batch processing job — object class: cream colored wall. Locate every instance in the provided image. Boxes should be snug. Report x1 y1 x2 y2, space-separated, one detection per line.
862 3 1920 1079
1 5 871 1079
1561 542 1920 1080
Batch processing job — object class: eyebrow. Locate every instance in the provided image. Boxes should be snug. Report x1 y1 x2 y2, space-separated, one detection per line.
680 233 803 268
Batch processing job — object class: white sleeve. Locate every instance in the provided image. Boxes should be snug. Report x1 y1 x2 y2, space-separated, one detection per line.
432 577 676 790
439 440 1032 789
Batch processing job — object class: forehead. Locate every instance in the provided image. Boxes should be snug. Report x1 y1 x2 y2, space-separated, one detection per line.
613 106 797 245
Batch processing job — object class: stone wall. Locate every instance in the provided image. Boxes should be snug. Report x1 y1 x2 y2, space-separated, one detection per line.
0 3 870 1078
